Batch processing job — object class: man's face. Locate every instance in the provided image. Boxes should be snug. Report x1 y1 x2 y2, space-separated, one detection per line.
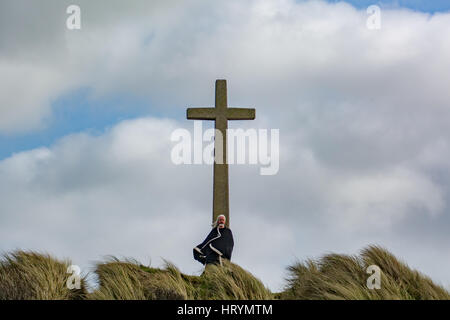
218 216 226 228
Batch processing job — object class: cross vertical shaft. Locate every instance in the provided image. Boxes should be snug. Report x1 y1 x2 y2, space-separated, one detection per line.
213 80 229 226
187 80 255 227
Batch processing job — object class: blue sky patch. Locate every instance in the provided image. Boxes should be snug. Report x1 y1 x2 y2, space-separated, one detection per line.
0 88 157 160
325 0 450 13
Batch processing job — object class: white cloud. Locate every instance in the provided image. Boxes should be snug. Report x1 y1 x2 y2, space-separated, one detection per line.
328 167 444 229
3 0 450 132
0 61 68 132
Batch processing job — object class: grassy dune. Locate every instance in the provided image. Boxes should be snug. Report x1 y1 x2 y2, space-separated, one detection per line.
0 246 448 300
0 251 87 300
89 258 272 300
280 245 450 300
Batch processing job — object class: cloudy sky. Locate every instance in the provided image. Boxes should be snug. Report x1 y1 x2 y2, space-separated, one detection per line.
1 0 450 292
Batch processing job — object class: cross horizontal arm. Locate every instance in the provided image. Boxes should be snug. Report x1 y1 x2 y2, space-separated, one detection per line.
226 108 256 120
187 108 217 120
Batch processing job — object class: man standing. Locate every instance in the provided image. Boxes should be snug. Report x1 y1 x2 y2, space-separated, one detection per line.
193 215 234 266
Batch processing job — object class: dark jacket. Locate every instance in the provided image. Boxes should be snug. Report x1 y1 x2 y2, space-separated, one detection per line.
193 227 234 265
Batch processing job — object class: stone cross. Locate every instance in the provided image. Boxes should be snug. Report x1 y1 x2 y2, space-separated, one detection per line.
187 79 255 227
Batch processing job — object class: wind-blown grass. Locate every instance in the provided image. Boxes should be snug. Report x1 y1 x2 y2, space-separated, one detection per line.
1 246 448 300
0 251 87 300
88 258 272 300
280 245 450 300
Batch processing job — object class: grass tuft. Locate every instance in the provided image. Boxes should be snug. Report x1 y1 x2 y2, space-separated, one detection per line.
280 245 450 300
88 258 272 300
0 250 87 300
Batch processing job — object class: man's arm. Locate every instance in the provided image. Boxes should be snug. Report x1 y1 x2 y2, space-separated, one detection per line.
193 247 206 264
196 228 216 250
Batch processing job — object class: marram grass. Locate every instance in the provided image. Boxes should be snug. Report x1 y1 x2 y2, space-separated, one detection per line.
0 246 448 300
88 258 273 300
0 251 87 300
279 245 450 300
